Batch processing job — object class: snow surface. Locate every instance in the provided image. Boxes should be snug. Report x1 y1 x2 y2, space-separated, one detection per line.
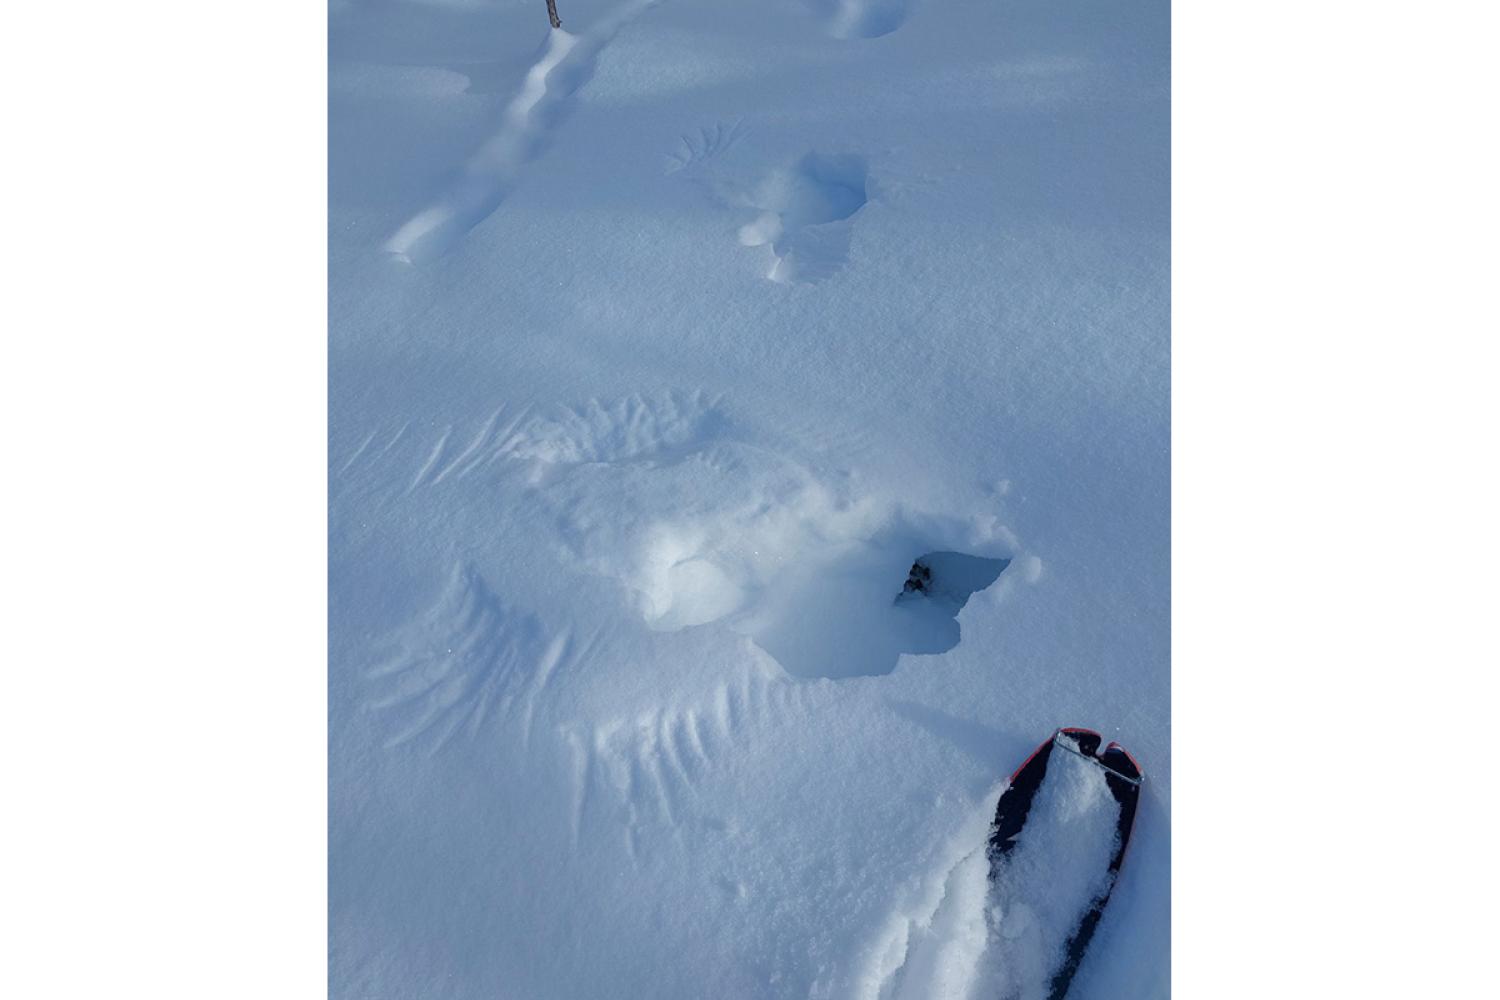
330 0 1169 997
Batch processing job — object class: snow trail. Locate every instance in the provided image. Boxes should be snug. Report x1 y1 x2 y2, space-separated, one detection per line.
385 0 665 263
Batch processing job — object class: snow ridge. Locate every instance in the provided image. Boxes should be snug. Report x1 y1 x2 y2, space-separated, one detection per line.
385 0 665 264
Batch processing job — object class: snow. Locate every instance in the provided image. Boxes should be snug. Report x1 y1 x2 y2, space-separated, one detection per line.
330 0 1169 997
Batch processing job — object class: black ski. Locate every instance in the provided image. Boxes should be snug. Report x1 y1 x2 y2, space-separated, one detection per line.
987 727 1142 1000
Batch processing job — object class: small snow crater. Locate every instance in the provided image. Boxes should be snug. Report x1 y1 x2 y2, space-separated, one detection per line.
739 152 869 284
644 557 748 632
897 552 1010 610
831 0 912 40
806 0 913 40
748 547 1009 680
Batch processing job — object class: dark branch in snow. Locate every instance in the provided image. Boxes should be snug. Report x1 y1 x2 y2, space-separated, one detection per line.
546 0 562 29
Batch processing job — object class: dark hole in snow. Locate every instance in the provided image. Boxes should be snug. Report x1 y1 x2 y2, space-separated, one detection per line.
895 552 1009 612
750 550 1010 680
902 559 933 594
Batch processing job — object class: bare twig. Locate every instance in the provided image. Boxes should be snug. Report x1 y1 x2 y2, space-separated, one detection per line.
546 0 562 29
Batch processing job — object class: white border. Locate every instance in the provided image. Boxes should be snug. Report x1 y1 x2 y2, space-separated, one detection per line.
6 0 1498 995
5 1 326 996
1176 2 1498 995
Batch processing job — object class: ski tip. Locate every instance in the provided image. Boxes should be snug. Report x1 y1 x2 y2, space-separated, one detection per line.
1103 740 1144 783
1053 728 1144 784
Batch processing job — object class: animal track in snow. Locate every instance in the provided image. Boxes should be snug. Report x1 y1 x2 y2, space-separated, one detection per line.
663 119 748 175
363 562 600 751
564 694 736 856
753 549 1009 680
576 466 1014 678
739 152 869 284
483 391 1019 680
564 673 829 856
347 389 1022 686
385 0 663 263
810 0 913 40
334 391 729 495
505 389 730 467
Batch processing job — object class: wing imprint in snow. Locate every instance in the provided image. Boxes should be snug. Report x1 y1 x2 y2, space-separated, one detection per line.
663 118 749 175
364 562 564 752
501 389 730 467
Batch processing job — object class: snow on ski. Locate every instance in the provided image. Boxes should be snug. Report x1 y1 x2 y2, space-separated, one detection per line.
983 729 1142 1000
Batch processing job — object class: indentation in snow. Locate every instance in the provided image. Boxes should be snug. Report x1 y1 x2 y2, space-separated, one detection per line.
504 389 729 467
739 152 869 284
744 545 1009 679
643 557 748 631
809 0 914 40
384 0 664 263
663 118 749 175
624 496 1012 679
362 561 610 753
363 562 551 750
461 390 1020 680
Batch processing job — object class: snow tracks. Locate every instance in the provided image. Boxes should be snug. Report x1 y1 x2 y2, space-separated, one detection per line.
385 0 665 263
